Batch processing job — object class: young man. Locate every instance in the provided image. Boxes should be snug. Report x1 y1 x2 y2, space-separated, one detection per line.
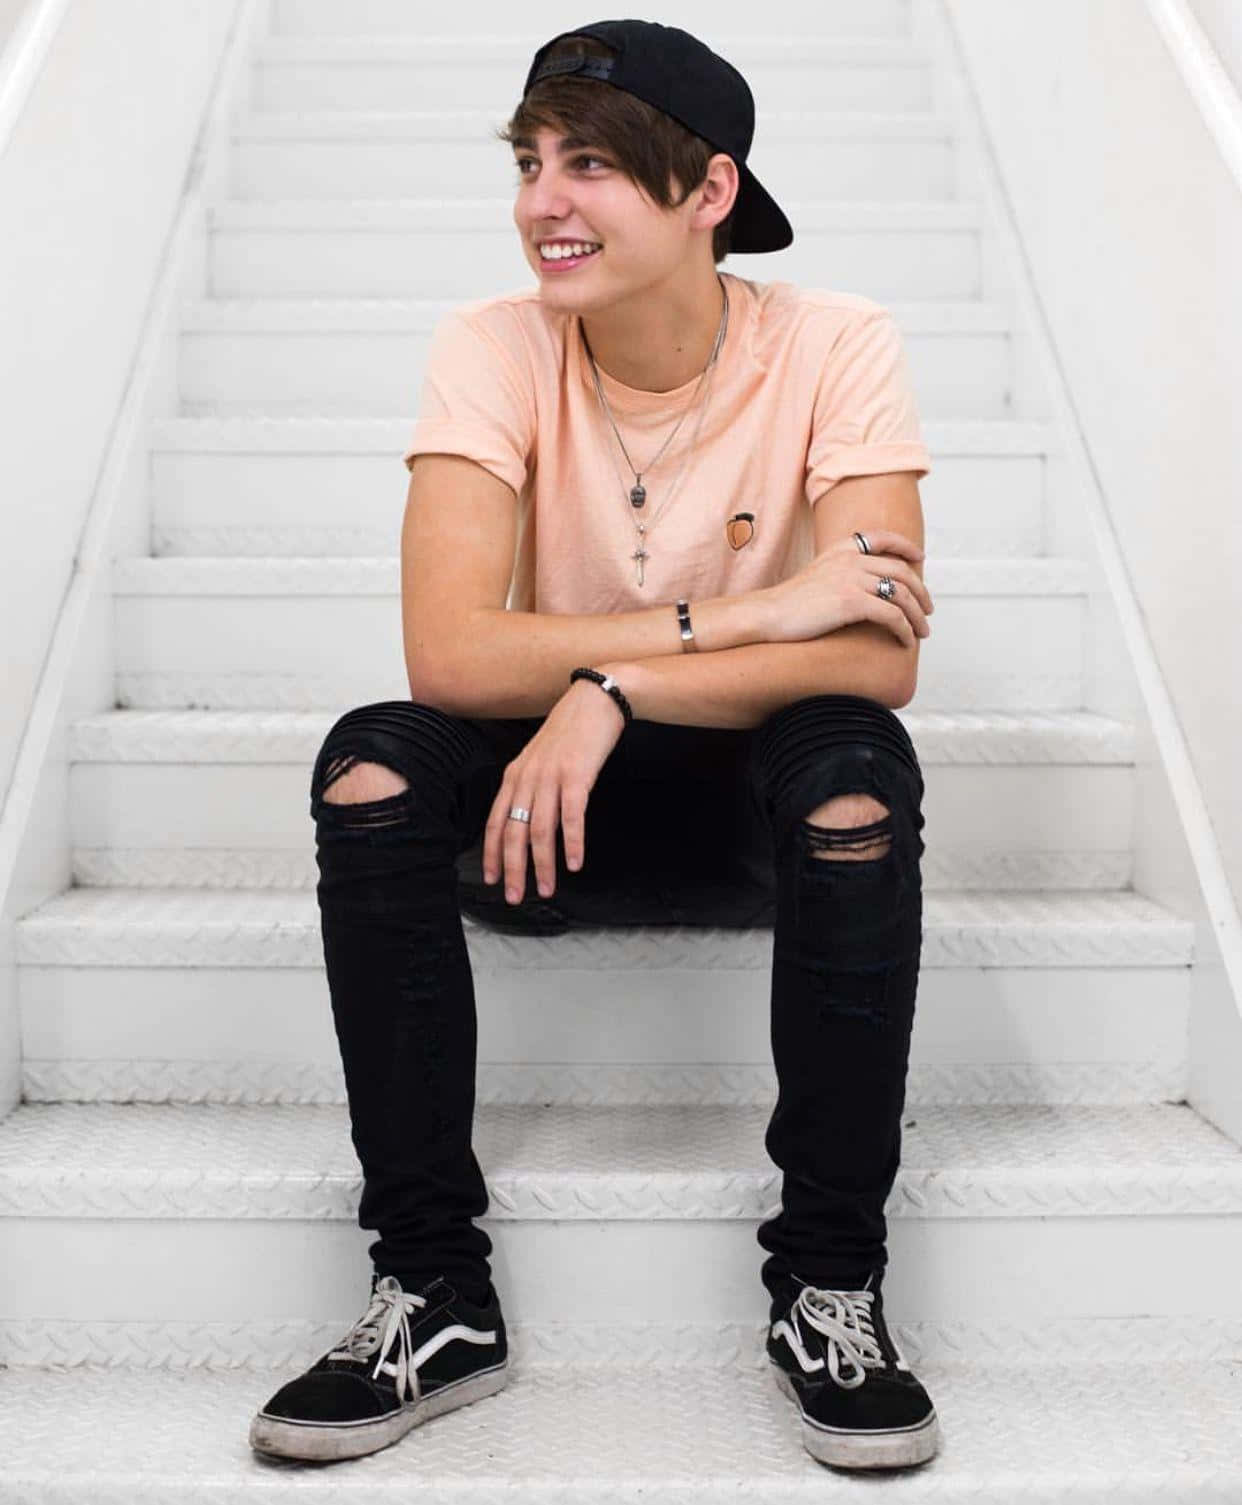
251 20 940 1474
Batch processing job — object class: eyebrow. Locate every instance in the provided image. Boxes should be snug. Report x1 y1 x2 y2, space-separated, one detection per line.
510 135 600 156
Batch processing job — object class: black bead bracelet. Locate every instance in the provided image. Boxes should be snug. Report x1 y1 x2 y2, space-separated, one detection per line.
569 667 633 727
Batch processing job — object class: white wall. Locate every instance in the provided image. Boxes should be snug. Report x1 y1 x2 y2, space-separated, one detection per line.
945 0 1242 915
0 0 32 51
0 0 237 811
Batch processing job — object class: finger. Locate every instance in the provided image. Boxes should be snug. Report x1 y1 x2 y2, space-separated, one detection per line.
862 557 934 622
561 783 587 874
865 593 916 647
873 529 926 562
883 577 929 637
502 786 535 903
531 778 562 898
482 777 515 884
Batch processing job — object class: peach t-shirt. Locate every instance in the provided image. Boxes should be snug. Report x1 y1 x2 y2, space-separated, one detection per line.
402 272 931 616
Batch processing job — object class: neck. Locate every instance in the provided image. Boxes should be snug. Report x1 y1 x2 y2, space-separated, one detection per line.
578 268 727 393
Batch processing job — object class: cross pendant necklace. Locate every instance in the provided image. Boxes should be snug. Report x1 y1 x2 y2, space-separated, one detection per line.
631 518 649 586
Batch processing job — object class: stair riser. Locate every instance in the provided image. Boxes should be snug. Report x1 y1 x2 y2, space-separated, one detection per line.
111 595 1085 711
179 326 1012 421
210 223 982 300
2 1212 1236 1342
18 964 1189 1102
67 762 1135 892
231 136 957 205
252 59 936 116
270 0 914 38
148 450 1046 561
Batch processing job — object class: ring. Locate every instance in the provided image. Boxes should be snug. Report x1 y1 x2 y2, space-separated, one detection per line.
876 577 896 600
853 531 871 554
508 807 532 823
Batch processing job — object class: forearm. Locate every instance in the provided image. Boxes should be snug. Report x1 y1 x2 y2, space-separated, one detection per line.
414 589 773 718
600 625 913 730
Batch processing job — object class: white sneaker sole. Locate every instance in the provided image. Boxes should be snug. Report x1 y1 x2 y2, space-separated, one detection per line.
770 1361 941 1470
249 1359 509 1463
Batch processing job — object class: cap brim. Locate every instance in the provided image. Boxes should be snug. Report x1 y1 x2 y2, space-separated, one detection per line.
728 161 794 254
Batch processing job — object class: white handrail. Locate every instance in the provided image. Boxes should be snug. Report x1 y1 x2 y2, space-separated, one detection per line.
0 0 71 164
1148 0 1242 192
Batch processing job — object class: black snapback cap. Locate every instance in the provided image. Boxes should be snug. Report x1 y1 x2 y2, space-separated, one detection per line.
522 18 795 255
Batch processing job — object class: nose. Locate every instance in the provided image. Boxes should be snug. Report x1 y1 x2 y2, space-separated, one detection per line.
519 168 576 231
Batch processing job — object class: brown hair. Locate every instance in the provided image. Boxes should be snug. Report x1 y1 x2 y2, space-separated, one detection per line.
495 34 736 265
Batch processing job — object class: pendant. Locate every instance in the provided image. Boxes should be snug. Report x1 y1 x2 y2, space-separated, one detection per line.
632 543 649 586
629 480 646 507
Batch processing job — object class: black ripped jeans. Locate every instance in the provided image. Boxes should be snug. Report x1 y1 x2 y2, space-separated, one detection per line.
309 693 926 1315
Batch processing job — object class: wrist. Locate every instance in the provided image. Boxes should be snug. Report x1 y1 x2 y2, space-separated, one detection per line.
571 663 633 729
744 588 776 644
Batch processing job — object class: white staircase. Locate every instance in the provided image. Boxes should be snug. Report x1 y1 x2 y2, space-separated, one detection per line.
4 0 1242 1495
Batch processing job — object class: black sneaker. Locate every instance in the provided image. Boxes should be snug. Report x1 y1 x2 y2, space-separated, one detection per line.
249 1273 509 1462
767 1268 940 1471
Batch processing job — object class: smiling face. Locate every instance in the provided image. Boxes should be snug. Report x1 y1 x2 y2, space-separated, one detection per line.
512 124 710 313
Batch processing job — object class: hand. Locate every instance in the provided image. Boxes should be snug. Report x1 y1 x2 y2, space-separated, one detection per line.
760 530 933 646
482 674 627 905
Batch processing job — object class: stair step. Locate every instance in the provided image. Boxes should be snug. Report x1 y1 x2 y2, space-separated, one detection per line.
148 412 1049 454
252 34 937 115
16 886 1194 969
147 416 1052 561
1 1359 1241 1496
207 198 984 300
178 298 1014 421
230 110 959 206
269 0 916 38
108 554 1089 713
67 707 1137 895
2 1100 1240 1358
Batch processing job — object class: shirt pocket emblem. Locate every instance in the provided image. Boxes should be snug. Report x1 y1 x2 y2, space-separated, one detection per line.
726 512 755 551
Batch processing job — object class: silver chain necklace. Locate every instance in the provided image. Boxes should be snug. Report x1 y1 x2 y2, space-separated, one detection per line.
580 274 730 587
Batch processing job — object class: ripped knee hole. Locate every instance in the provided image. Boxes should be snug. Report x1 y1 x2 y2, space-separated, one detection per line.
317 756 411 828
801 794 892 861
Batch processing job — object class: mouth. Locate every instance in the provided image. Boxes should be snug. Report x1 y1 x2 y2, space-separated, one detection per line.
537 242 603 272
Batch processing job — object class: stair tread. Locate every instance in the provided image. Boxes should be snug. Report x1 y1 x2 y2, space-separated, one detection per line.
149 412 1053 451
258 34 933 64
111 554 1085 595
15 885 1195 971
2 1100 1239 1221
233 106 957 139
67 706 1137 763
181 295 1014 332
1 1359 1240 1495
208 196 985 228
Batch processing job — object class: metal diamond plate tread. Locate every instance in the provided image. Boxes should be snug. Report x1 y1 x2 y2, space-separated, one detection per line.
14 886 1195 969
67 706 1136 764
2 1101 1240 1220
1 1360 1241 1501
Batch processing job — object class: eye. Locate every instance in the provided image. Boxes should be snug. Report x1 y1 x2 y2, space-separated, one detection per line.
513 154 608 178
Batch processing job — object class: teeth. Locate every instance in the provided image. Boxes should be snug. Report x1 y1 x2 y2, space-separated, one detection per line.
539 242 601 260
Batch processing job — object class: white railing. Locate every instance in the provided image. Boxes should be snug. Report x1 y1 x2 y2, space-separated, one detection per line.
0 0 70 159
1149 0 1242 190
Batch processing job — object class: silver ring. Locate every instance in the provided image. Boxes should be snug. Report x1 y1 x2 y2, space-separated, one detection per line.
853 531 871 554
876 576 896 601
508 807 531 824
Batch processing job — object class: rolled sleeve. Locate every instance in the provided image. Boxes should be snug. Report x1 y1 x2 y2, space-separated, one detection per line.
402 308 534 498
804 310 931 508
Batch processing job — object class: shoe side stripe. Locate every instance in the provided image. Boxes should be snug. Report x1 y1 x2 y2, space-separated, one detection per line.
771 1317 824 1374
410 1323 498 1372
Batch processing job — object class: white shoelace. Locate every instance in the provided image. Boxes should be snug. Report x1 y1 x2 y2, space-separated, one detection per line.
327 1275 428 1404
779 1284 907 1390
